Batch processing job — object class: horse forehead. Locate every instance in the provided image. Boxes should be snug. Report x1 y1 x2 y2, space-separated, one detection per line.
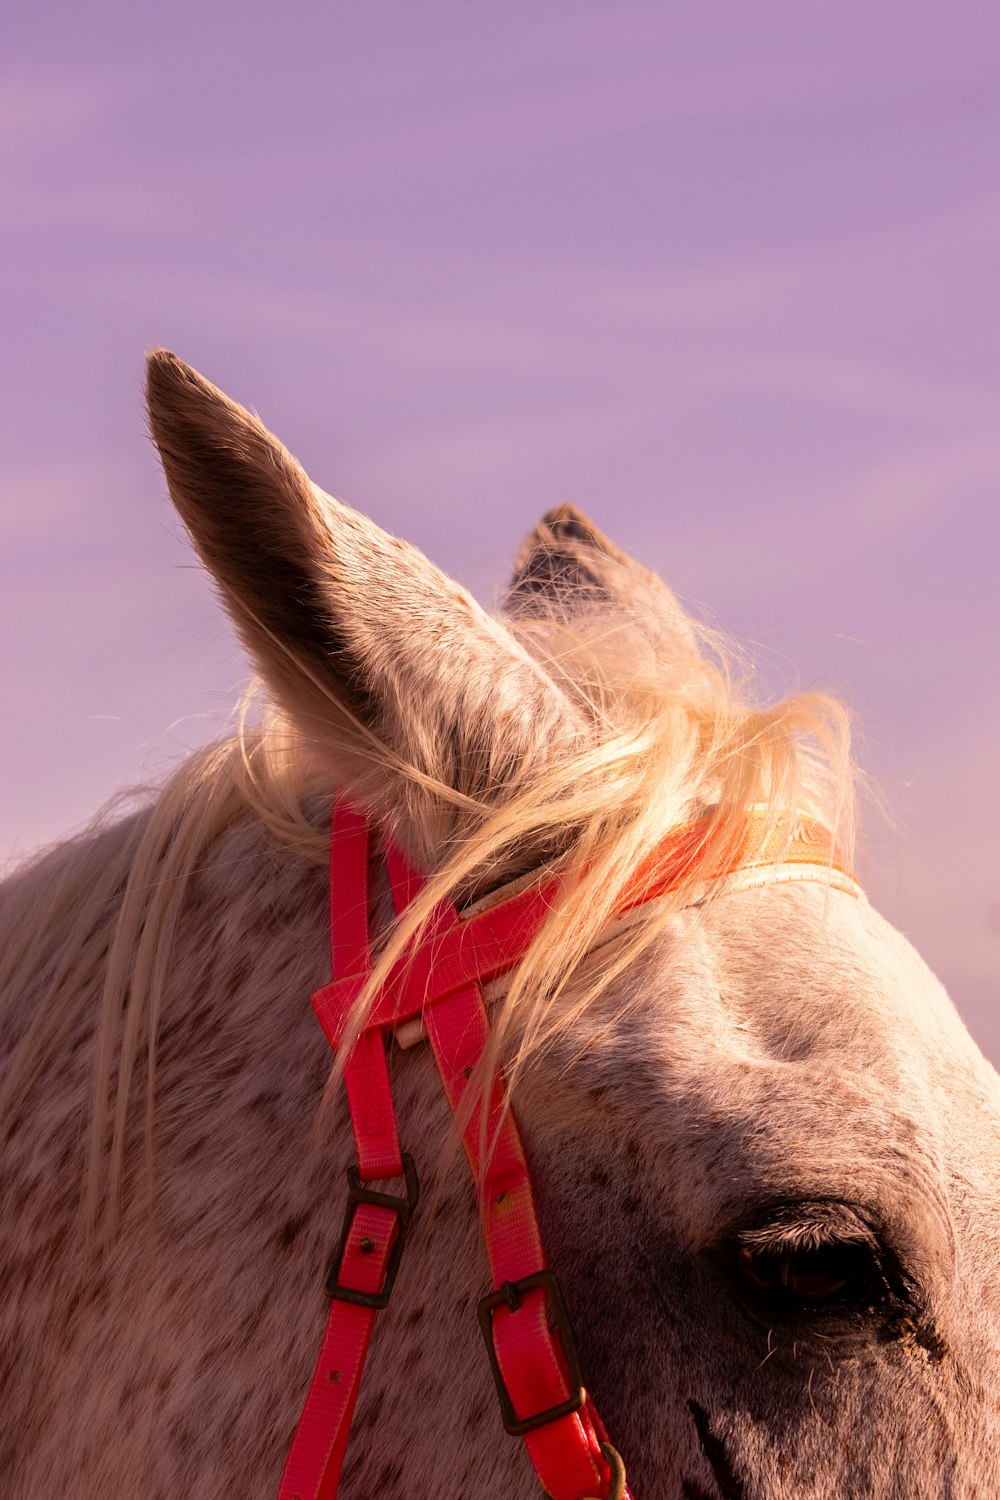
540 885 1000 1266
580 882 1000 1177
688 881 972 1074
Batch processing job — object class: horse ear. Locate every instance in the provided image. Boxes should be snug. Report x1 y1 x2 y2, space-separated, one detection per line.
145 351 585 849
506 503 699 655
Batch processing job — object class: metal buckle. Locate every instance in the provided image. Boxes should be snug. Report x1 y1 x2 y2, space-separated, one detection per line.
545 1443 628 1500
325 1152 419 1310
597 1444 628 1500
477 1269 586 1436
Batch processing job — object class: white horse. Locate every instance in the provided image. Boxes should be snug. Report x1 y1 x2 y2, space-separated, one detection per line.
2 352 998 1498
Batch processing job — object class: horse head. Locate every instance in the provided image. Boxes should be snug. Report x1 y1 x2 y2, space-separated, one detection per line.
2 353 997 1498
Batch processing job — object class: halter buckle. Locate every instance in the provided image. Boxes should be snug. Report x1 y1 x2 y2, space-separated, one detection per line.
325 1153 419 1310
545 1443 628 1500
477 1270 586 1436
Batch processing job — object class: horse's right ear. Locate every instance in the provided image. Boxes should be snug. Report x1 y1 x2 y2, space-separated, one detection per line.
145 352 585 855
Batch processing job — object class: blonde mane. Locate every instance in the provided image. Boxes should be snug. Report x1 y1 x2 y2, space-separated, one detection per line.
0 584 855 1238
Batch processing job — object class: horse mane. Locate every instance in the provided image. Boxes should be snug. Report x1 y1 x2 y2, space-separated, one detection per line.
0 552 855 1236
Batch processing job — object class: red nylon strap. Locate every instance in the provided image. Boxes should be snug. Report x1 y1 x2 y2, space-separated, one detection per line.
329 806 404 1181
278 805 408 1500
281 802 852 1500
278 1203 400 1500
383 841 621 1500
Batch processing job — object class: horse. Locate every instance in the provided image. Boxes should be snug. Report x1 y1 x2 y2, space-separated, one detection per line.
2 350 999 1499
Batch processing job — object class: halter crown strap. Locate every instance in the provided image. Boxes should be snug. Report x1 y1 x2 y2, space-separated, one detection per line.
279 802 856 1500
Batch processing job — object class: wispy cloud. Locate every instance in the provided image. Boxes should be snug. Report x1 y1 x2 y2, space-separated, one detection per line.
0 75 104 151
842 436 1000 529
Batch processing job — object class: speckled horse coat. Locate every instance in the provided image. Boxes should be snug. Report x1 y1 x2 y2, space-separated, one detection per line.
2 353 1000 1499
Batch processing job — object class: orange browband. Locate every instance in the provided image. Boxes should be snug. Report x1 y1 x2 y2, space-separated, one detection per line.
312 807 857 1048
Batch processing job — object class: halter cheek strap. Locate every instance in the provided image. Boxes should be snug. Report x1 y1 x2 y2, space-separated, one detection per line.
279 800 623 1500
278 802 858 1500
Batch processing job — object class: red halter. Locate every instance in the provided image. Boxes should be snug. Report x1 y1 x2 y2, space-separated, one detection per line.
278 802 855 1500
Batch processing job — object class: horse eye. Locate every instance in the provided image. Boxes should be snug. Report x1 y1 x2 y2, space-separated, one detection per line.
735 1241 876 1305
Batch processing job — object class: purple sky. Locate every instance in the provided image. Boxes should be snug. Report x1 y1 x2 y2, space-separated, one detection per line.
3 3 999 1059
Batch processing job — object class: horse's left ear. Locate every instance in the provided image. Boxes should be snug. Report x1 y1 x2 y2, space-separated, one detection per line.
506 503 699 656
507 504 648 607
145 351 587 859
